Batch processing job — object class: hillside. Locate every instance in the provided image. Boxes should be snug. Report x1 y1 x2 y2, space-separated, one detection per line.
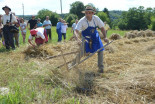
0 33 155 103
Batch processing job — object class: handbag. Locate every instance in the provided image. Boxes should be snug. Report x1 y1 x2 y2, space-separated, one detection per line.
9 14 19 33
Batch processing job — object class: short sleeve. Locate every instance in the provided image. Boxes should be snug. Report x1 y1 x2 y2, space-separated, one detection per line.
75 20 83 31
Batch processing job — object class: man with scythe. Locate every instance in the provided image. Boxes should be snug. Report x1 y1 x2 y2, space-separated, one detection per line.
73 6 109 73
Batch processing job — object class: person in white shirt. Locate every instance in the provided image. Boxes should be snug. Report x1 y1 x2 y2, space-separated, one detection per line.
20 18 27 43
43 16 52 40
70 19 78 40
0 6 17 50
61 20 68 41
28 27 48 47
72 6 109 73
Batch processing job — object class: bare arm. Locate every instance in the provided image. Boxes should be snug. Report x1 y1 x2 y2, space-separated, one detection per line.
28 39 35 47
43 24 49 27
100 27 109 43
74 29 82 45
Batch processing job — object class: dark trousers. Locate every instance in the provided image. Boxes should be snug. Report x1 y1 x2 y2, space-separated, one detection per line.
57 29 62 42
62 33 66 40
46 29 51 40
3 30 15 50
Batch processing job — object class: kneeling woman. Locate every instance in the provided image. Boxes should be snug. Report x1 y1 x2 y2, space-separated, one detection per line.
28 27 48 47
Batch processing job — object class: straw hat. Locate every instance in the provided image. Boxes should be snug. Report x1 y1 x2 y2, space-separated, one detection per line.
82 6 96 13
2 5 11 11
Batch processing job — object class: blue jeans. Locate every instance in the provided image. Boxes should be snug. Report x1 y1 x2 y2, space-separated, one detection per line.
57 29 62 42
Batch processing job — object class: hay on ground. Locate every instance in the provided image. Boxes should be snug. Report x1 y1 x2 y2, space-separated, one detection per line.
109 33 122 40
124 32 136 39
145 30 154 37
137 31 146 37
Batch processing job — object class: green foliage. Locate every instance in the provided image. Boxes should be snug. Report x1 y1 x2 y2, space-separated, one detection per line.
109 10 123 29
117 6 155 30
64 14 78 27
96 12 110 24
69 1 85 19
50 12 60 26
36 9 60 26
150 17 155 31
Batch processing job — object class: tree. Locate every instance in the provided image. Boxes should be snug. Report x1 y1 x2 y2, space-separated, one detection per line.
103 8 111 26
103 8 110 18
96 12 110 24
37 9 60 26
150 17 155 30
118 6 148 30
69 1 85 19
64 14 78 27
50 12 60 26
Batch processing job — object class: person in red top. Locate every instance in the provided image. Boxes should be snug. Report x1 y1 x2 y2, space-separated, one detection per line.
28 27 48 47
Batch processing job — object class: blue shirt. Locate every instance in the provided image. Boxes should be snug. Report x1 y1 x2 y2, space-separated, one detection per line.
37 22 43 27
56 22 62 29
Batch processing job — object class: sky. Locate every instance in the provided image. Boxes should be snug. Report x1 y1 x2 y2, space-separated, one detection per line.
0 0 154 15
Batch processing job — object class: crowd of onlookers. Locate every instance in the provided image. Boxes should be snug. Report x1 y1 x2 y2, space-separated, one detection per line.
0 6 79 50
0 5 110 51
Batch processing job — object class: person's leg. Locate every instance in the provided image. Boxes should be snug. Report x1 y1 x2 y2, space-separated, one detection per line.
98 51 104 73
70 36 85 67
62 33 65 40
22 32 26 43
64 33 66 40
14 33 19 47
49 29 51 40
9 32 15 49
57 29 62 42
3 32 10 49
46 29 49 39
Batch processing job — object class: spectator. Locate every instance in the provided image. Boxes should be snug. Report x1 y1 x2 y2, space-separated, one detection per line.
12 12 20 47
20 18 27 43
56 18 62 42
27 15 37 30
70 19 78 40
61 20 68 41
37 18 43 27
28 27 48 47
43 16 52 40
0 6 17 50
